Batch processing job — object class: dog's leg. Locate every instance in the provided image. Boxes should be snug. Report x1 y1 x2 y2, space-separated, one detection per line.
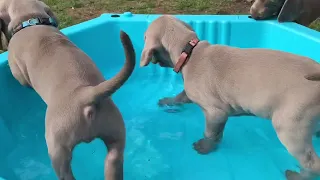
272 114 320 180
158 90 192 107
101 137 124 180
193 107 228 154
46 131 75 180
47 143 75 180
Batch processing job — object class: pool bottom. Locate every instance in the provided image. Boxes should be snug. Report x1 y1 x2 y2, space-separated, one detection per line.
2 68 320 180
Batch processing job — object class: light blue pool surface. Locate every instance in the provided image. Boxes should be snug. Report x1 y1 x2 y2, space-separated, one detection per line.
1 12 320 180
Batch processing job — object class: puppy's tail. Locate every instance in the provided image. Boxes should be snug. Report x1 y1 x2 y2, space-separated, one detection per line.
90 31 136 101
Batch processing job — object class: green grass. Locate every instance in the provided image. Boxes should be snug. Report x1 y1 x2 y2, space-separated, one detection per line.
25 0 320 31
310 20 320 31
42 0 252 28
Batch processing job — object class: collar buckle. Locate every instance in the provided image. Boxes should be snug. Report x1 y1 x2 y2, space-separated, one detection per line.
10 17 58 38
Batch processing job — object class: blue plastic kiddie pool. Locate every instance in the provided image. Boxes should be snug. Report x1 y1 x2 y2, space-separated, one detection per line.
1 12 320 180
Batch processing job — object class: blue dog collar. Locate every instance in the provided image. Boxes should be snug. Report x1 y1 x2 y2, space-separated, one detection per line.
11 17 58 37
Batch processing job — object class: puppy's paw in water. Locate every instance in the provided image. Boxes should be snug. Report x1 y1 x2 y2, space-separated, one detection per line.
158 97 178 107
158 97 174 107
285 170 302 180
193 138 217 154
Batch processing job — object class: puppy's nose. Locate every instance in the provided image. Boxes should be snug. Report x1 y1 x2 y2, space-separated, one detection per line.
250 7 262 19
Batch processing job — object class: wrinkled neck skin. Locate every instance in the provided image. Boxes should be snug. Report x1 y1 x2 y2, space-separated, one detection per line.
161 26 200 77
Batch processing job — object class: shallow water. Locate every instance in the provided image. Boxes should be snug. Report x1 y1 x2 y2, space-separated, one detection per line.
2 65 320 180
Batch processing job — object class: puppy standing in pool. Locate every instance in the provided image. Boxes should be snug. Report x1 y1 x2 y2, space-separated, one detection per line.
0 0 136 179
140 15 320 180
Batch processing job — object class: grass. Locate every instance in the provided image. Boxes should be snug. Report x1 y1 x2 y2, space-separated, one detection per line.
43 0 319 31
310 20 320 31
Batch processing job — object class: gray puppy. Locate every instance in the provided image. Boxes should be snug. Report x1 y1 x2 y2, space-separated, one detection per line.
250 0 320 26
140 15 320 180
0 0 136 179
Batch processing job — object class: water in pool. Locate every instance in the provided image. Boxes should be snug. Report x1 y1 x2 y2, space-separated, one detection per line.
2 63 320 180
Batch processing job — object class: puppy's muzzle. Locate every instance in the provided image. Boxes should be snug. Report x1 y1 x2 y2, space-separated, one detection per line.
250 7 264 20
250 6 279 20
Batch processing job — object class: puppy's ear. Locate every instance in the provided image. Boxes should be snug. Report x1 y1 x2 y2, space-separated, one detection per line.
140 39 160 67
277 0 303 23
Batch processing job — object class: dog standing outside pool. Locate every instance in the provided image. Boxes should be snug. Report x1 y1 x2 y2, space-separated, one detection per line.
250 0 320 26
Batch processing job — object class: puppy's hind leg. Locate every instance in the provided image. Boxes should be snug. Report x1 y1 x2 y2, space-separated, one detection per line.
46 137 75 180
98 108 125 180
193 107 228 154
272 113 320 180
158 90 192 107
100 136 125 180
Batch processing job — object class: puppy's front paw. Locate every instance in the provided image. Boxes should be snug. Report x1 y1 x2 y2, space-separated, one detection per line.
158 97 177 107
193 138 217 154
285 170 302 180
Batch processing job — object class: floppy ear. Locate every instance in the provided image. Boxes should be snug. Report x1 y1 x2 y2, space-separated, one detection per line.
140 39 160 67
277 0 303 22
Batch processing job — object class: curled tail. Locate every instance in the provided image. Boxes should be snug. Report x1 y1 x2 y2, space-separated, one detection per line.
90 31 136 101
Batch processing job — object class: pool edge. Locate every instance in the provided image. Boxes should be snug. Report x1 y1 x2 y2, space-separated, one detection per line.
0 12 319 64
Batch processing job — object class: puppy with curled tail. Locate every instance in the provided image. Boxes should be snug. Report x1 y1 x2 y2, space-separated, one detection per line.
1 0 136 179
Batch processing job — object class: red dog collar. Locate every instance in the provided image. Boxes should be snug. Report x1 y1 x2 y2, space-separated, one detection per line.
173 38 200 73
